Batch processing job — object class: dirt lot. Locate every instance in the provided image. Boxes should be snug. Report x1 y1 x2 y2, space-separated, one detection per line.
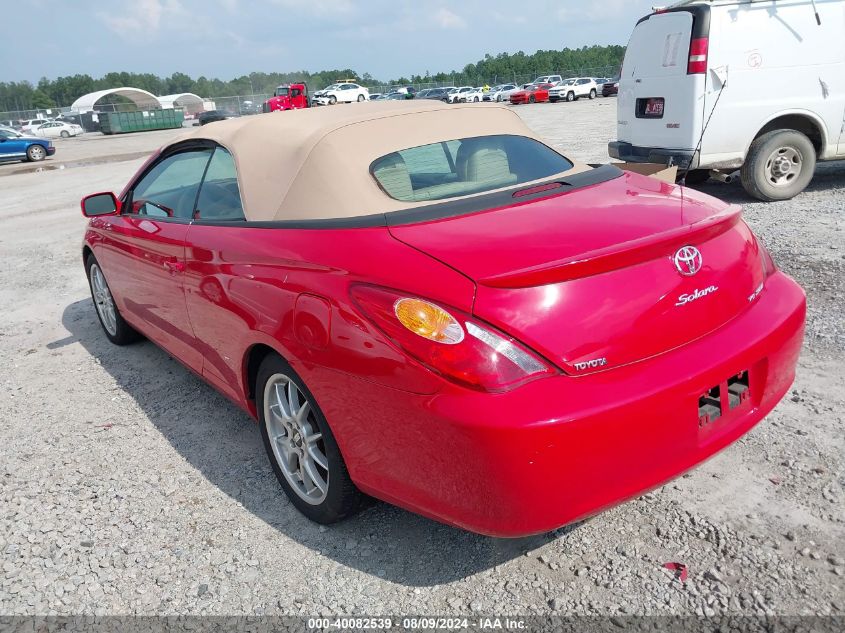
1 100 843 618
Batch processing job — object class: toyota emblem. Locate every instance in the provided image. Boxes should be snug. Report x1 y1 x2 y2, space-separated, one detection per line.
673 246 703 276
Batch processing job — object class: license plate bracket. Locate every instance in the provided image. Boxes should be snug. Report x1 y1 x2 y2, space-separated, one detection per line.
637 97 665 119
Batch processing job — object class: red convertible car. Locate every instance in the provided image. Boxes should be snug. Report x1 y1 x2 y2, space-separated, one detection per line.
509 83 553 105
80 101 805 537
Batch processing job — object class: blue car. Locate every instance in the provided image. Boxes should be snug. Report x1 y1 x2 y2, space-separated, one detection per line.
0 128 55 163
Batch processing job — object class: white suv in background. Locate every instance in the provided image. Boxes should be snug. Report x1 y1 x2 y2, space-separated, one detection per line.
314 83 369 105
549 77 598 102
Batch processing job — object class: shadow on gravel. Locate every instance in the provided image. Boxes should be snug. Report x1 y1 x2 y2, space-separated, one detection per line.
684 160 845 204
59 299 571 586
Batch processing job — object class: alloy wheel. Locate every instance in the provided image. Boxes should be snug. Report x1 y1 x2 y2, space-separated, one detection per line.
263 373 329 505
89 263 117 336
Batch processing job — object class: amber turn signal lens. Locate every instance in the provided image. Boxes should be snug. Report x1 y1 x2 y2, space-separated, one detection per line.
393 298 464 344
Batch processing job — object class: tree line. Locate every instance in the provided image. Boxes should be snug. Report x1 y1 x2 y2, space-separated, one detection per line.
0 45 624 112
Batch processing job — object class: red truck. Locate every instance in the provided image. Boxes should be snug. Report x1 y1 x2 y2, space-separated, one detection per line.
263 83 309 112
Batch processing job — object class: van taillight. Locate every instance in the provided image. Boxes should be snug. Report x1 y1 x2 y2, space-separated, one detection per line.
688 37 709 74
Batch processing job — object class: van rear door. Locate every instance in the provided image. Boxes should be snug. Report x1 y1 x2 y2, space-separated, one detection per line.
616 8 709 163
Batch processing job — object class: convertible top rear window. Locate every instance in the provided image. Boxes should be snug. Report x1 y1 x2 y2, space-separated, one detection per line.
371 135 574 202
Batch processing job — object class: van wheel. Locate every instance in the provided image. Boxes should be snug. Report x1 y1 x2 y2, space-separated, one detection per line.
589 89 596 100
740 129 816 201
257 354 364 524
566 92 575 102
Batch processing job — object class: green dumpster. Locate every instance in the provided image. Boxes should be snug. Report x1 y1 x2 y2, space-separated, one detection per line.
99 109 184 135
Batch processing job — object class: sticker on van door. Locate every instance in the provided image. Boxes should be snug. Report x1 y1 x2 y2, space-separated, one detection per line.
662 33 683 68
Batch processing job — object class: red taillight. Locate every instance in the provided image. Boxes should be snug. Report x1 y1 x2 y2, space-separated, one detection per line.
688 37 709 74
350 285 557 392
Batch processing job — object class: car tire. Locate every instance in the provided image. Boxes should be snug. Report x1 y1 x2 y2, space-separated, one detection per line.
529 95 535 104
740 129 816 202
60 130 70 138
328 95 337 105
26 144 46 162
496 95 502 102
257 353 364 524
566 92 575 102
85 255 142 345
589 89 597 100
357 94 365 102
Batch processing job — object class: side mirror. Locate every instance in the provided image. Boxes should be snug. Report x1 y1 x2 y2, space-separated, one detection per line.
81 192 120 218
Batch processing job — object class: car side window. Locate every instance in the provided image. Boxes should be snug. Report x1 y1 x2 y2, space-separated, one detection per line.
194 147 245 221
129 149 213 219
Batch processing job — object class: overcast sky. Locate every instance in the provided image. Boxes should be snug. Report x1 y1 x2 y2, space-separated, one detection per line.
5 0 658 83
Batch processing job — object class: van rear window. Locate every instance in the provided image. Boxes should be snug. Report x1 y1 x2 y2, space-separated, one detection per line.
370 135 574 202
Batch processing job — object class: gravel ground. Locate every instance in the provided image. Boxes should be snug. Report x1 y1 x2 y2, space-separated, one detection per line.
1 99 843 618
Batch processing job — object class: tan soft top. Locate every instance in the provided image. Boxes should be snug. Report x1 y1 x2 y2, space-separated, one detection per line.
176 100 587 222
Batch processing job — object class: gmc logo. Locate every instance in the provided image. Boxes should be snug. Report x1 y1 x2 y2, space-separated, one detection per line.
574 358 608 371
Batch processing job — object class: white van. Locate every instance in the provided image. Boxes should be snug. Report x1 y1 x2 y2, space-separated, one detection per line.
609 0 845 201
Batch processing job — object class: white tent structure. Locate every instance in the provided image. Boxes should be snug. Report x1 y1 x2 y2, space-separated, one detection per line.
71 87 161 113
158 93 204 114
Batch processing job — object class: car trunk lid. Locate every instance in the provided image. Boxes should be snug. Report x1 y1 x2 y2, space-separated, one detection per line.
389 171 764 375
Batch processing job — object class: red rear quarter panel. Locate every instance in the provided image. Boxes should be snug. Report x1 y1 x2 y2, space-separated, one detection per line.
181 224 475 409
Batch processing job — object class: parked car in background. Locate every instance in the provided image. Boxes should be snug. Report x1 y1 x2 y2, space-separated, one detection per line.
20 119 53 134
510 83 553 104
33 121 84 138
385 86 416 99
314 82 370 105
384 93 408 100
611 0 845 201
263 84 309 112
447 86 474 103
0 127 54 162
78 100 805 537
369 93 383 100
463 87 487 103
419 87 451 101
416 89 432 99
532 74 562 85
239 100 260 115
486 84 518 102
602 78 620 97
550 78 598 102
198 110 236 126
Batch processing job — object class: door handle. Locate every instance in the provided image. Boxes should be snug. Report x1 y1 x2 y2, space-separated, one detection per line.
164 260 185 274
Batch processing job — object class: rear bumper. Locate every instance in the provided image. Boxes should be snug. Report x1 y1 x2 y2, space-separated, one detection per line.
46 146 56 156
608 141 696 169
319 272 805 537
